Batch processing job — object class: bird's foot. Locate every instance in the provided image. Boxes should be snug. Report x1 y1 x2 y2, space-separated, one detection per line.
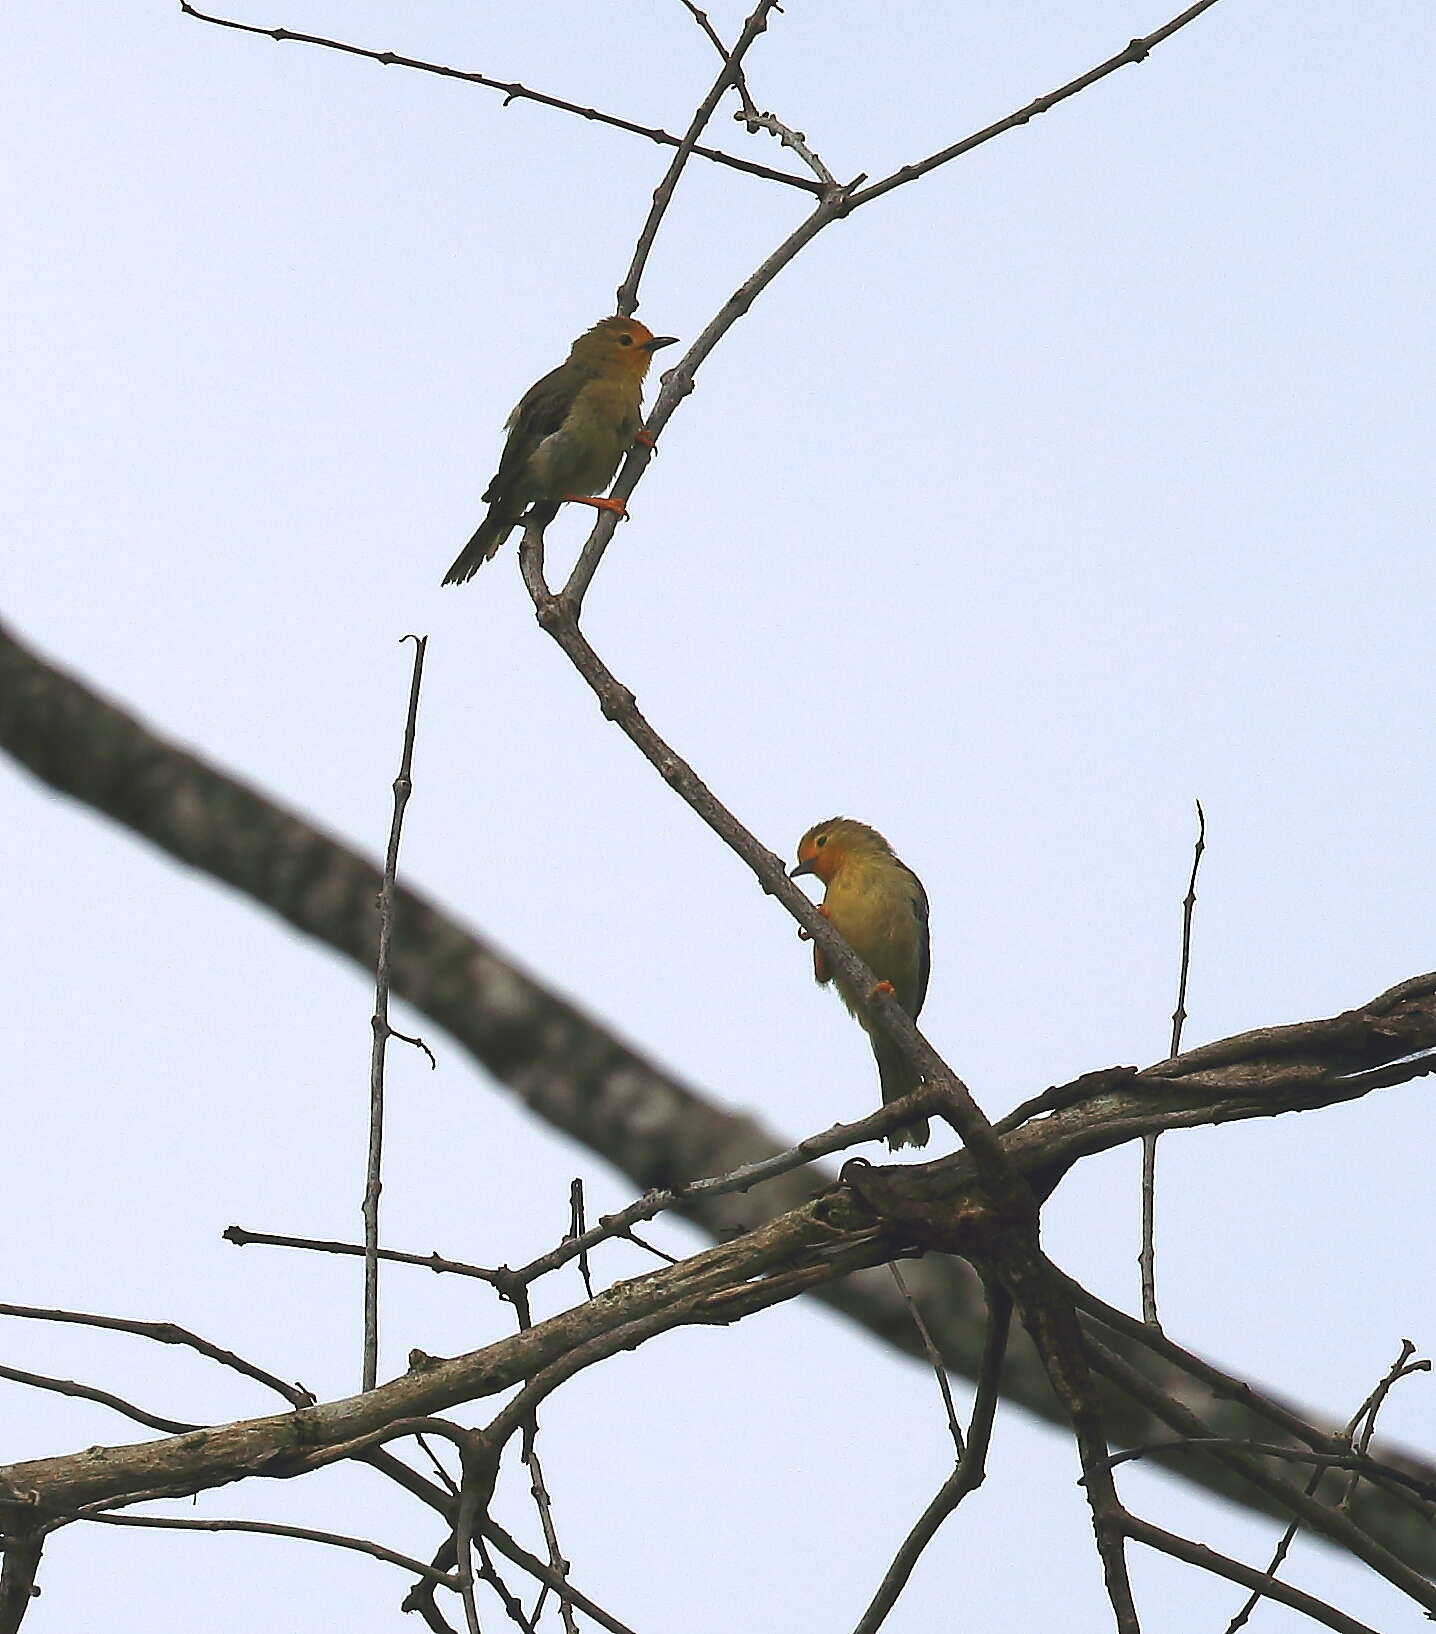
562 495 629 520
870 980 897 999
797 904 830 941
635 428 658 453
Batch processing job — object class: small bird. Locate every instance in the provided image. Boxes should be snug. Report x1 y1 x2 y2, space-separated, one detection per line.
443 315 678 584
791 818 932 1150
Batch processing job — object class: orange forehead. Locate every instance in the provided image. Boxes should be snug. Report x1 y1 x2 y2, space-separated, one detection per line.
586 316 655 346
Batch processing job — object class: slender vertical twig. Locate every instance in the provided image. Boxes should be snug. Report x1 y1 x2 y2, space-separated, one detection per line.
852 1283 1010 1634
887 1263 964 1457
1141 799 1205 1329
566 1180 595 1300
614 0 785 316
364 634 430 1392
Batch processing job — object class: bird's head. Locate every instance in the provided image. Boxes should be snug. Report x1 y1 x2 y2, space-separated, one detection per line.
791 817 893 885
570 316 679 378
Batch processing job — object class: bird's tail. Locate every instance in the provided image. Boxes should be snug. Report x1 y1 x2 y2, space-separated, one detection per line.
441 514 515 586
875 1039 930 1151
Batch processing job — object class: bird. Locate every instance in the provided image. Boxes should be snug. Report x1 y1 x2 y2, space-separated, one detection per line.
791 817 932 1150
442 315 678 584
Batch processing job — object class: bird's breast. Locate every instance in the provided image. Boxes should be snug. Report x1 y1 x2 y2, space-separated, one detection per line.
529 376 643 499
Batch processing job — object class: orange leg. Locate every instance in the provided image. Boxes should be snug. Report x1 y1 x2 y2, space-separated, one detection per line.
561 495 629 520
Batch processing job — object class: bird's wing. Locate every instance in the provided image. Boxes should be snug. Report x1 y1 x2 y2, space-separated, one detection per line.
481 362 585 506
905 867 932 1018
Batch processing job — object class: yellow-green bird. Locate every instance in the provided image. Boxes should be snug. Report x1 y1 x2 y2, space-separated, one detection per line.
792 818 932 1150
442 315 678 585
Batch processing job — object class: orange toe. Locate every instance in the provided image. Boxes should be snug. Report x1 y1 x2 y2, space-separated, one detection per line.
562 495 629 520
871 980 897 999
635 429 658 451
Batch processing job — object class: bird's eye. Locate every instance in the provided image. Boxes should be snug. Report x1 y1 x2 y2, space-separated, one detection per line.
618 334 634 346
815 835 828 848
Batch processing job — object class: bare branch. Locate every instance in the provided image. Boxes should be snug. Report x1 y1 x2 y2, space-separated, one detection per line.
522 530 1016 1200
1222 1341 1431 1633
853 1284 1010 1634
676 0 837 185
178 3 821 195
365 633 429 1392
0 1531 41 1634
0 1362 196 1437
566 1181 595 1301
224 1225 503 1288
482 1520 641 1634
1170 800 1208 1059
0 1300 311 1408
1142 799 1206 1328
1106 1438 1436 1502
74 1508 459 1586
1126 1516 1381 1634
1085 1335 1436 1614
846 1 1224 211
615 0 785 316
677 0 761 123
732 107 838 187
1071 1280 1436 1536
886 1265 964 1458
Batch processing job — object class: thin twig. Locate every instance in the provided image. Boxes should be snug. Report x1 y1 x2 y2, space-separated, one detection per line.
523 1434 578 1634
506 1083 941 1288
502 1286 580 1634
452 1436 489 1634
1068 1278 1436 1526
1169 801 1207 1059
365 633 429 1393
563 5 1223 620
1223 1341 1429 1633
732 107 838 187
1126 1516 1380 1634
178 3 820 194
886 1265 963 1457
475 1534 538 1633
1084 1336 1436 1614
846 1 1225 211
566 1180 595 1300
615 0 784 316
1142 799 1206 1328
483 1520 641 1634
1104 1438 1436 1501
225 1079 925 1301
852 1284 1010 1634
0 1362 196 1437
0 1302 311 1407
676 0 839 186
73 1508 459 1586
677 0 760 122
225 1226 503 1286
1007 1265 1140 1632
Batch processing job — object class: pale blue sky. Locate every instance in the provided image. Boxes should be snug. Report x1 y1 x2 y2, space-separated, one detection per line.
4 3 1435 1629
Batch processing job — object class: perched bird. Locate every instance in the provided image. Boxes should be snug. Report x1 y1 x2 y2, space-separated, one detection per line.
442 315 678 584
791 818 932 1150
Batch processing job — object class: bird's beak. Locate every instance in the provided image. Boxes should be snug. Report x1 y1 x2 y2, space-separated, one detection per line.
789 859 816 879
644 336 680 353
